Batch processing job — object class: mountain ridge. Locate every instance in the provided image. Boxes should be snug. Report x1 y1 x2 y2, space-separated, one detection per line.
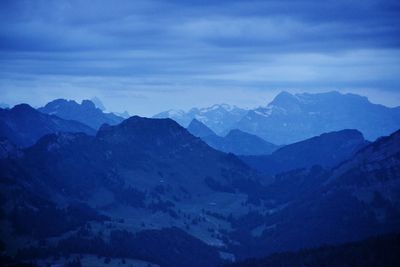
153 104 248 134
203 128 279 156
0 104 95 147
155 91 400 145
241 129 369 177
236 91 400 144
1 100 400 266
227 127 400 259
39 98 124 129
186 119 279 155
187 118 217 138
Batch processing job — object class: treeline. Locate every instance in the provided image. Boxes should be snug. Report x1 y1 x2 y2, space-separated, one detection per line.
225 233 400 267
14 227 222 267
10 202 109 238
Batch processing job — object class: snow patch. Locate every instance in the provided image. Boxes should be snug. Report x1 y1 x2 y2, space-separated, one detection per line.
167 109 185 117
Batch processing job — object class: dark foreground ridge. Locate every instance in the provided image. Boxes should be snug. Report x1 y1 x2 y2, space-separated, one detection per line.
224 233 400 267
0 110 399 267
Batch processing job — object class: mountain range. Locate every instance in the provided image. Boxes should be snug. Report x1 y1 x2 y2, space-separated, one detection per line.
187 119 278 155
0 95 400 266
0 116 263 266
153 104 248 135
187 118 217 138
156 91 400 145
38 99 124 129
0 104 95 147
236 91 400 144
241 129 369 176
227 128 400 259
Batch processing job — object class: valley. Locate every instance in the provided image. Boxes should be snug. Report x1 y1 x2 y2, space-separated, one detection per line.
1 92 400 266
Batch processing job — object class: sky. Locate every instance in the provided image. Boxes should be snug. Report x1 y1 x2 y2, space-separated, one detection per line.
0 0 400 116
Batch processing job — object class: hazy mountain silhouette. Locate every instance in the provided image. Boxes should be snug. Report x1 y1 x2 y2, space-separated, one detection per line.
39 99 124 129
0 103 9 109
0 104 95 147
90 96 106 111
187 119 278 155
187 118 217 137
155 91 400 145
154 104 248 134
236 91 400 144
204 129 278 156
241 129 369 176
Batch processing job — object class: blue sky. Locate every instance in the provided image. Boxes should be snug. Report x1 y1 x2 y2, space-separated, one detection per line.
0 0 400 115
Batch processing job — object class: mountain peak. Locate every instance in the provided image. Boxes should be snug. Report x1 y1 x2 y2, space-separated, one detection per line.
81 99 96 109
276 90 294 98
115 110 130 118
90 96 106 111
1 104 95 147
202 127 278 155
205 103 234 112
187 119 216 138
97 116 186 141
154 104 248 135
188 118 202 125
292 91 372 107
43 98 75 107
319 129 364 140
122 115 177 127
44 98 98 111
39 98 124 129
236 91 400 144
269 91 299 107
0 102 10 109
269 128 367 169
11 103 36 113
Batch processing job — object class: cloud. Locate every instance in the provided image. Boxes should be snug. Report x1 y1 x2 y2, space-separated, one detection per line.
0 0 399 115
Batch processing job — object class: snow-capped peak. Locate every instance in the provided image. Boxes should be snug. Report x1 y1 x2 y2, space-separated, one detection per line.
167 109 186 118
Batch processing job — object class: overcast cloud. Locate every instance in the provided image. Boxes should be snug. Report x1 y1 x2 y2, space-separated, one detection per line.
0 0 400 115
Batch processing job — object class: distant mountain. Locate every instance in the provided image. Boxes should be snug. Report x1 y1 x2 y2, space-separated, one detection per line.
115 110 130 118
38 99 124 129
186 119 278 155
187 118 217 138
0 103 9 109
153 104 248 135
90 96 106 111
235 91 400 144
155 91 400 144
241 129 369 176
204 129 278 156
0 104 95 147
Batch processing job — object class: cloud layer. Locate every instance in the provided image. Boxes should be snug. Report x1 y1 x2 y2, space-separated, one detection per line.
1 0 400 115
